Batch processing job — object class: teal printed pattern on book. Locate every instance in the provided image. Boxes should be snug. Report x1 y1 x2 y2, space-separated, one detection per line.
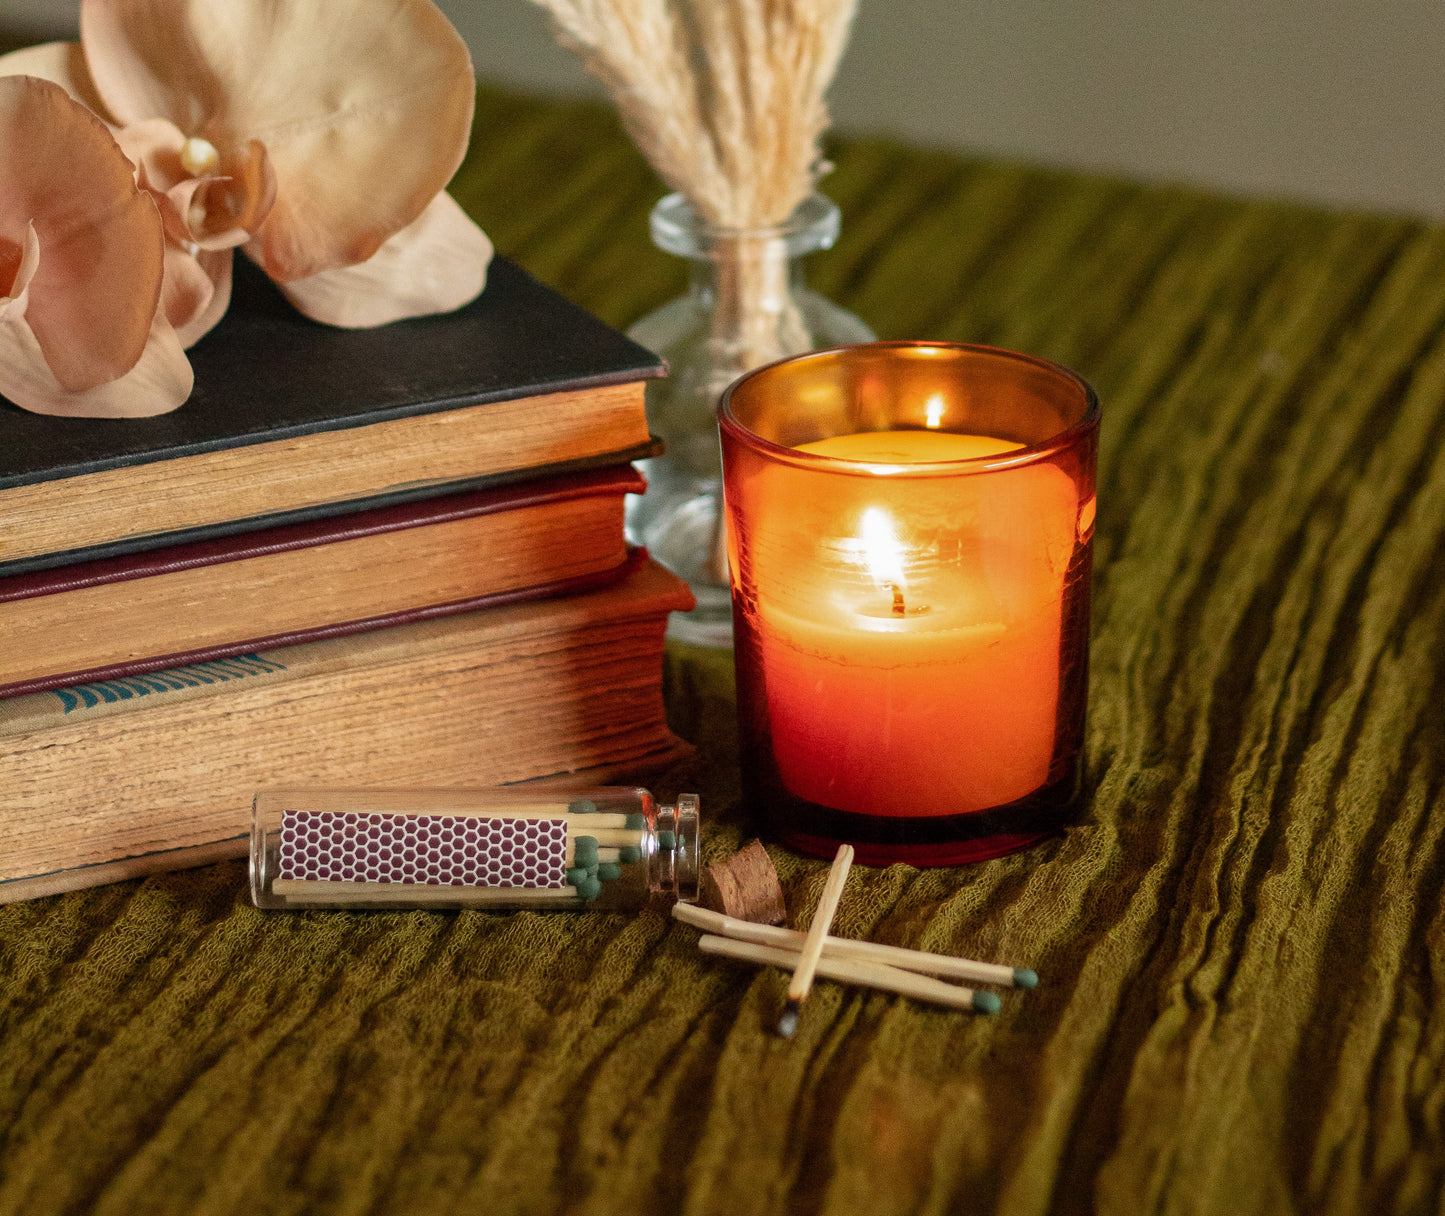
53 655 290 714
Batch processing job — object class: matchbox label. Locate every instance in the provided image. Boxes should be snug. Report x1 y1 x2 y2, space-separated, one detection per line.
277 810 569 887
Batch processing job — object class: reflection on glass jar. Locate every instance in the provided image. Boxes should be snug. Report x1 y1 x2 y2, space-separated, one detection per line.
720 342 1100 866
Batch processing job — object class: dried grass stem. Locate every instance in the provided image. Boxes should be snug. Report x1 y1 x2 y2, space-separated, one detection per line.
531 0 856 230
532 0 858 582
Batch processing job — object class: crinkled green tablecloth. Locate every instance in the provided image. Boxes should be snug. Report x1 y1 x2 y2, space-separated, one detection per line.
3 85 1444 1215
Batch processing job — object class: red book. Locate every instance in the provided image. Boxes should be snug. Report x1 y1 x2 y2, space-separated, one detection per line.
0 464 644 699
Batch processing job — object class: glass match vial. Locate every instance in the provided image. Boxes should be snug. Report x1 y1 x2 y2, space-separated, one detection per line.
250 787 700 911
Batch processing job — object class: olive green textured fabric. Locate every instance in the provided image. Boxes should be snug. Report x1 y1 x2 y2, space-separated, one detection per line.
3 84 1444 1215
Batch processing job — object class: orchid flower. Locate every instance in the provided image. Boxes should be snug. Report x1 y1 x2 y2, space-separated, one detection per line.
0 74 191 417
2 0 491 350
0 41 270 345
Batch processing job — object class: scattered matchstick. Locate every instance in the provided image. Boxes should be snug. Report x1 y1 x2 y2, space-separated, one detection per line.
672 903 1037 988
778 843 853 1037
698 935 1000 1015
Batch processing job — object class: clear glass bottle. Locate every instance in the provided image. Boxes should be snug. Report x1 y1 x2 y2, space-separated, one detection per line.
251 787 700 910
625 192 875 647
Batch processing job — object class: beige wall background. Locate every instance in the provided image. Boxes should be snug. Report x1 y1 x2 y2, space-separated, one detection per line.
6 0 1441 218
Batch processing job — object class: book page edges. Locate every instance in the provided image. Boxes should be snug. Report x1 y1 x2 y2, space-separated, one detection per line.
0 558 693 737
0 594 688 882
0 381 650 565
0 739 693 905
0 494 628 690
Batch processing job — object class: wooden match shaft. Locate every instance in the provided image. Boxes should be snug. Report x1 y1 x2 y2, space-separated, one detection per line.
673 903 1027 987
270 879 582 905
418 804 604 820
698 935 995 1013
565 841 642 865
570 827 645 846
421 809 633 827
787 844 854 1007
295 807 634 827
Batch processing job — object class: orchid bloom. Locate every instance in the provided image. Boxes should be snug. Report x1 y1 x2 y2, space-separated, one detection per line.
0 74 191 417
2 0 491 349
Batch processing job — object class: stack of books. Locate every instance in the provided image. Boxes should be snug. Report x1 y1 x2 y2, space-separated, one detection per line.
0 257 693 902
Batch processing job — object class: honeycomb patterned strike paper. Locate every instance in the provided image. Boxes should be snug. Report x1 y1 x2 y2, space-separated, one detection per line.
277 810 570 887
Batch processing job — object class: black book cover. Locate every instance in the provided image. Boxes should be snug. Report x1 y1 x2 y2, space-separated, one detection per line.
0 254 664 491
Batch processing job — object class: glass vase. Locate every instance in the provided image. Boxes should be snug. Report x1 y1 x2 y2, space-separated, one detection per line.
625 192 875 647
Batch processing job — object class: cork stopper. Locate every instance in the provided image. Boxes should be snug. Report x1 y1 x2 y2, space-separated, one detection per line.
699 839 786 924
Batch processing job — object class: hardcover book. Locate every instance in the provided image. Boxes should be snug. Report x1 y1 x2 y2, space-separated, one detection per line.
0 255 664 574
0 556 694 903
0 465 644 698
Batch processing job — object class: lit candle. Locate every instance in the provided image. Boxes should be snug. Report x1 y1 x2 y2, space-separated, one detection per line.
719 342 1099 865
750 430 1079 818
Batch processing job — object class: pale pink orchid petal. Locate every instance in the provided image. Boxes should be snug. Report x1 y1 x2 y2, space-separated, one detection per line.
166 244 232 348
161 242 213 330
0 221 191 417
115 117 195 238
115 117 263 349
1 222 42 316
0 75 165 392
0 42 109 115
117 121 276 250
0 297 193 418
82 0 476 282
187 140 277 251
114 118 262 348
163 176 208 243
274 191 491 328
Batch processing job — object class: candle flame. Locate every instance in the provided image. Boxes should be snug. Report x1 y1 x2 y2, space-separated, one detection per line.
860 508 907 604
924 394 945 429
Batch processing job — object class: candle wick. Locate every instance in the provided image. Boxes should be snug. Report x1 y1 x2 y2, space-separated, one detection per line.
891 584 906 616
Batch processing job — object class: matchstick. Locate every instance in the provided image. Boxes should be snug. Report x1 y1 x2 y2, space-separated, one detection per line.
593 846 642 864
447 809 634 828
698 935 1001 1015
779 843 854 1037
572 827 646 847
566 835 644 865
270 879 584 905
673 903 1036 988
292 806 636 828
565 844 639 867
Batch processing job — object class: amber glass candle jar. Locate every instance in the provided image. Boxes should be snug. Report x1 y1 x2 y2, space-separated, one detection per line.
719 342 1099 865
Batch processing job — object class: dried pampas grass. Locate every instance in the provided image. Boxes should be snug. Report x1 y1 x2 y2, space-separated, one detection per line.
529 0 857 229
532 0 860 587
